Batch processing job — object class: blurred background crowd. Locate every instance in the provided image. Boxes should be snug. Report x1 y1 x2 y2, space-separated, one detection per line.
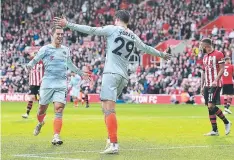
1 0 234 101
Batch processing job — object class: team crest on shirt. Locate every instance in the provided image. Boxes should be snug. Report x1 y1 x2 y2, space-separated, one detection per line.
50 56 54 60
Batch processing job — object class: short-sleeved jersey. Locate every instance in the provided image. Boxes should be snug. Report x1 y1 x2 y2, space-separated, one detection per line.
222 64 234 84
202 50 224 87
29 60 44 86
66 23 163 79
27 44 82 89
69 74 82 90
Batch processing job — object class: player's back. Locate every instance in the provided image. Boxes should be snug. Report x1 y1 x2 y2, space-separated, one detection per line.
104 26 136 79
222 64 234 84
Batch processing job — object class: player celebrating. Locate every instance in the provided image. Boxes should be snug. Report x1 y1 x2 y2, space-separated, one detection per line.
26 25 88 145
54 10 171 153
222 57 233 114
69 72 82 107
22 52 44 119
200 38 231 136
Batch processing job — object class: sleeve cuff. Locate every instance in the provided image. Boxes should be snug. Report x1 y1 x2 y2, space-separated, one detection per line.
218 60 224 64
66 21 70 28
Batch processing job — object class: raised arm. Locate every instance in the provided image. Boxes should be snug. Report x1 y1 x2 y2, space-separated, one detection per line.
134 35 169 59
66 23 114 36
27 47 46 69
53 16 114 36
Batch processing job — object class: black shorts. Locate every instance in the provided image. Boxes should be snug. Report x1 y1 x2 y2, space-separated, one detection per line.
81 86 89 94
222 84 234 95
204 87 221 106
28 85 40 96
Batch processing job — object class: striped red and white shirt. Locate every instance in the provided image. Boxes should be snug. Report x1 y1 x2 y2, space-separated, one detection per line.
202 50 224 87
29 61 44 86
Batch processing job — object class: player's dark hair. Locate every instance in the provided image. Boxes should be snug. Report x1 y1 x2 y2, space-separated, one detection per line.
115 10 130 24
201 38 212 46
51 25 63 34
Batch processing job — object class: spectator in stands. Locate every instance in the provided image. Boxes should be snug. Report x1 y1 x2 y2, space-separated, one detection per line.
229 29 234 41
212 25 218 36
180 88 195 105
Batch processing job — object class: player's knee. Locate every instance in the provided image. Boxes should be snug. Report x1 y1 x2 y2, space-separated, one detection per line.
38 110 45 115
208 103 215 109
29 95 35 101
104 109 116 116
102 100 116 110
55 112 63 119
54 102 65 112
209 105 218 114
56 106 64 113
38 108 46 115
38 105 48 114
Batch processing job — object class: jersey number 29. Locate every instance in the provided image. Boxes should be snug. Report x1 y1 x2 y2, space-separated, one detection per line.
112 37 134 59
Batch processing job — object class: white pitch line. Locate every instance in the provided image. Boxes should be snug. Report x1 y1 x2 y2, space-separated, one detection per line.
1 116 210 122
13 144 234 157
14 154 87 160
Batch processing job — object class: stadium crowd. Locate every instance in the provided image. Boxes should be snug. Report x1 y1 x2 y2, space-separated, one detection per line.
1 0 234 97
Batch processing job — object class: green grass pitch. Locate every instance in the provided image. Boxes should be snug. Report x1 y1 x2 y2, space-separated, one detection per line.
1 102 234 160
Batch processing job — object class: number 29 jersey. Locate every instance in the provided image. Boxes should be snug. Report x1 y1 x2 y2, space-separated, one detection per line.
103 25 160 79
222 64 234 85
103 26 136 79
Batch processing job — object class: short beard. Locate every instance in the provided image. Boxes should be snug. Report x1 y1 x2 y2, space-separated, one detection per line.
203 48 207 54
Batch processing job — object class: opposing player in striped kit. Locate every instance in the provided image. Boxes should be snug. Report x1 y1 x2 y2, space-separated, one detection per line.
22 52 44 119
200 38 231 136
26 25 89 145
54 10 171 153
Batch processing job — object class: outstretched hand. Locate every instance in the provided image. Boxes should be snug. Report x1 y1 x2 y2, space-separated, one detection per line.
162 47 172 61
53 16 67 27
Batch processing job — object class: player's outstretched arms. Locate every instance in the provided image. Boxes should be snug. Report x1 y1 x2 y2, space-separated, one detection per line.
53 16 113 36
27 47 46 70
134 35 171 61
67 58 91 81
